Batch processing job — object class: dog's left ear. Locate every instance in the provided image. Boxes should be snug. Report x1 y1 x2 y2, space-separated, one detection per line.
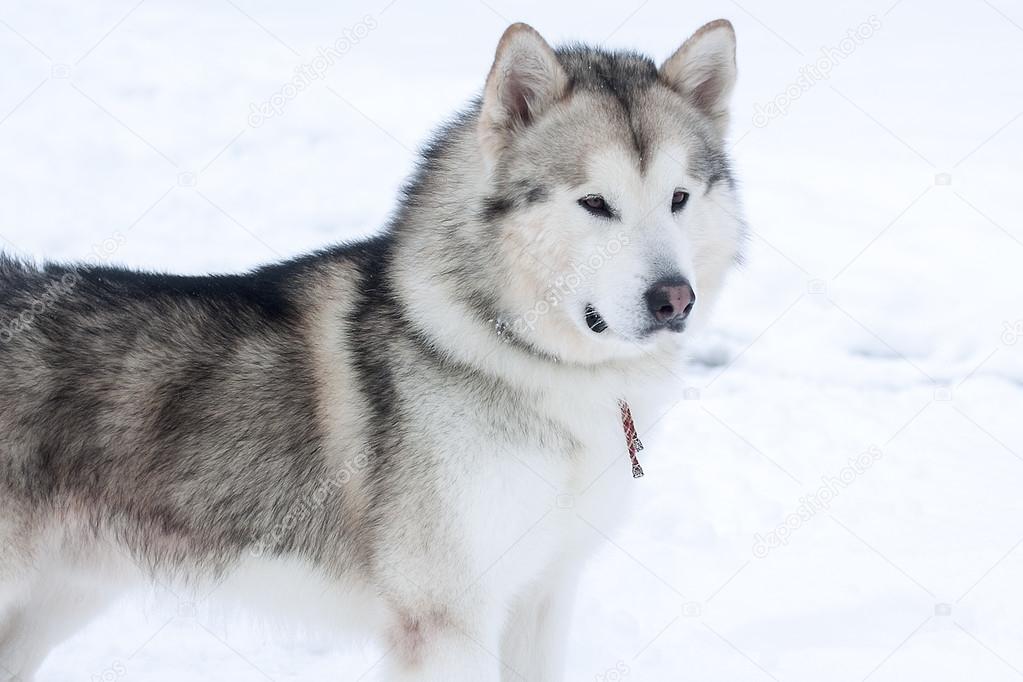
479 23 568 167
659 19 737 135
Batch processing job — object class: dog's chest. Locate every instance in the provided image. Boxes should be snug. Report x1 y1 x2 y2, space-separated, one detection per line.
454 393 639 595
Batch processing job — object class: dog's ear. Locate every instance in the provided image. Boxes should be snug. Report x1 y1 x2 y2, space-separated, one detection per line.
479 23 568 166
659 19 737 135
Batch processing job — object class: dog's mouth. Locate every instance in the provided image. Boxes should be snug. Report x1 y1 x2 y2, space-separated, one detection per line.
584 304 608 334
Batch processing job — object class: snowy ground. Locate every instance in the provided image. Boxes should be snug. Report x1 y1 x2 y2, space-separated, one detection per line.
2 0 1022 679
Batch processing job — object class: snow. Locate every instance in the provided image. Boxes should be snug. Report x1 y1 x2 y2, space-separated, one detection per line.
2 0 1022 679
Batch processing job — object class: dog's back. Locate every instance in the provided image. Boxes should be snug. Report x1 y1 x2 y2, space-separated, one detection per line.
0 251 376 676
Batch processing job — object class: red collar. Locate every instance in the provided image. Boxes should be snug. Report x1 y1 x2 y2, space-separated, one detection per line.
618 400 645 478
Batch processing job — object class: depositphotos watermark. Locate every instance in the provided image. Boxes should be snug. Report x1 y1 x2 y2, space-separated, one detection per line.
595 661 630 682
89 660 127 682
753 445 883 558
752 15 882 128
250 452 369 557
507 232 630 335
1001 320 1023 346
248 15 379 127
0 232 126 345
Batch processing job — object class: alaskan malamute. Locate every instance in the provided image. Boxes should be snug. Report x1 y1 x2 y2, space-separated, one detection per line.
0 20 745 681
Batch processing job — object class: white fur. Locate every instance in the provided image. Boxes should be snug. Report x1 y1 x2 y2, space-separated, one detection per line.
0 20 744 681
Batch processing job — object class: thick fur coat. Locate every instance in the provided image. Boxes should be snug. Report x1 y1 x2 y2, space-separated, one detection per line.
0 20 746 681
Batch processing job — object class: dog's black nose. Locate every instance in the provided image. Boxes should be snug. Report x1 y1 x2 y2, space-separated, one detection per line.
645 277 695 324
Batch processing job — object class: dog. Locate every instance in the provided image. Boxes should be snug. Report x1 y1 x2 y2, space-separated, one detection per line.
0 19 746 681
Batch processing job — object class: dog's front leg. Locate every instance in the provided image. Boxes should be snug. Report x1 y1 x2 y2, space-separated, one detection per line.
500 569 579 682
382 606 503 682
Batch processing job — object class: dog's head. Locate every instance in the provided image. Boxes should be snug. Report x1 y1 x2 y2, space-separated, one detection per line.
477 21 746 364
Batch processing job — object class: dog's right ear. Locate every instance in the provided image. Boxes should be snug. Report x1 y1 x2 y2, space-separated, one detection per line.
479 23 568 167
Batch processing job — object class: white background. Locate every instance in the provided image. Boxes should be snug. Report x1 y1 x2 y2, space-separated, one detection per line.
2 0 1022 679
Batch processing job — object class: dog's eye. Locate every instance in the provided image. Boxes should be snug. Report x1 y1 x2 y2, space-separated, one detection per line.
579 194 613 218
671 190 690 213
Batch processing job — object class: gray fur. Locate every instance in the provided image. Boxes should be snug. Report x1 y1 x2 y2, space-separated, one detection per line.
0 21 745 681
